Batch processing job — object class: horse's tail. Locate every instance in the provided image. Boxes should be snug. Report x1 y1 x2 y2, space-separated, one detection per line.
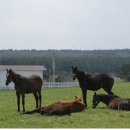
23 107 45 114
23 109 38 114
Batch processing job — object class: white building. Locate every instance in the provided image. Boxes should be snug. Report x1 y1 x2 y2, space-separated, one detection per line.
0 65 47 89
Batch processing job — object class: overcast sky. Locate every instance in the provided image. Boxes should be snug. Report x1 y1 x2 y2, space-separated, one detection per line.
0 0 130 50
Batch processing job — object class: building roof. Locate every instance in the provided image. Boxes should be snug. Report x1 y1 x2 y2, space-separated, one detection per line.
0 65 47 71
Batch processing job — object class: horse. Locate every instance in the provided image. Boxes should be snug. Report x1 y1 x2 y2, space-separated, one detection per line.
92 92 130 111
92 92 119 108
25 103 71 116
24 96 85 116
72 66 114 107
108 97 130 110
6 68 43 112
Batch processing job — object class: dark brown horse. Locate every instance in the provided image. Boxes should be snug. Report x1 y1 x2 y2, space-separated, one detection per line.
92 92 119 108
72 66 114 107
92 92 130 111
24 96 85 116
6 68 43 112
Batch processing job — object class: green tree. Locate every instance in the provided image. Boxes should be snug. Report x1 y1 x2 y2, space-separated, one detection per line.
118 64 130 81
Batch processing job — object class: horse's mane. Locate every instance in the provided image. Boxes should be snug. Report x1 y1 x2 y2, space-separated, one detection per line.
12 71 22 78
16 74 22 77
11 70 28 78
78 70 91 79
97 94 119 105
78 70 85 79
11 71 26 82
97 94 119 98
78 70 85 75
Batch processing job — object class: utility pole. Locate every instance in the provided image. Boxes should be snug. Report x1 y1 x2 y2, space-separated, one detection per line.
52 52 55 83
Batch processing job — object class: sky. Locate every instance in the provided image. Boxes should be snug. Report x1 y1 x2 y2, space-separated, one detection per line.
0 0 130 50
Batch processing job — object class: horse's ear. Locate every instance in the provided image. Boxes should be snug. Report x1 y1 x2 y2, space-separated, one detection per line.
80 96 83 100
6 68 9 72
9 68 13 73
75 96 77 99
75 66 77 70
72 66 74 69
94 92 96 96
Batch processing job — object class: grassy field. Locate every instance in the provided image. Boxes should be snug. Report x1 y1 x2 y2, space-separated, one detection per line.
0 81 130 128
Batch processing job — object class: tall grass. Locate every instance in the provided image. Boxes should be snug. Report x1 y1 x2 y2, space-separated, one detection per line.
0 81 130 128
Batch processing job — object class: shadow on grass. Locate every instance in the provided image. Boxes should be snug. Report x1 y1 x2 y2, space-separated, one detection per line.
93 107 107 110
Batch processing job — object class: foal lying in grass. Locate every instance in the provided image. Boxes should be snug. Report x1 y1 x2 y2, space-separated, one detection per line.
92 92 130 111
24 96 85 116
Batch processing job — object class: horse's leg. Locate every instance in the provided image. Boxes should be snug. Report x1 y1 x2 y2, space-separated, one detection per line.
103 79 114 95
108 91 114 95
81 88 87 107
38 90 42 107
103 87 114 95
16 92 20 112
21 93 25 112
33 92 38 108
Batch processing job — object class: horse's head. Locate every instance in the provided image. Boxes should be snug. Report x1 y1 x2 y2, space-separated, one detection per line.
72 66 85 80
75 96 83 102
6 68 14 86
92 92 100 108
72 66 78 80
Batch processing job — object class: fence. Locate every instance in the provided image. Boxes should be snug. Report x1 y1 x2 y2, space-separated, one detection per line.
43 82 79 88
1 82 79 90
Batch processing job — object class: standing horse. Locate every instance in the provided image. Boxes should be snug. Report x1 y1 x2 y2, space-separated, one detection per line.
92 92 130 111
72 66 114 107
6 68 43 112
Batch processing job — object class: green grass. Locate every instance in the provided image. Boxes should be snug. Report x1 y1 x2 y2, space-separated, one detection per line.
0 81 130 128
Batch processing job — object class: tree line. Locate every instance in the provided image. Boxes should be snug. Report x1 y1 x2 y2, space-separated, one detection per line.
0 49 130 81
